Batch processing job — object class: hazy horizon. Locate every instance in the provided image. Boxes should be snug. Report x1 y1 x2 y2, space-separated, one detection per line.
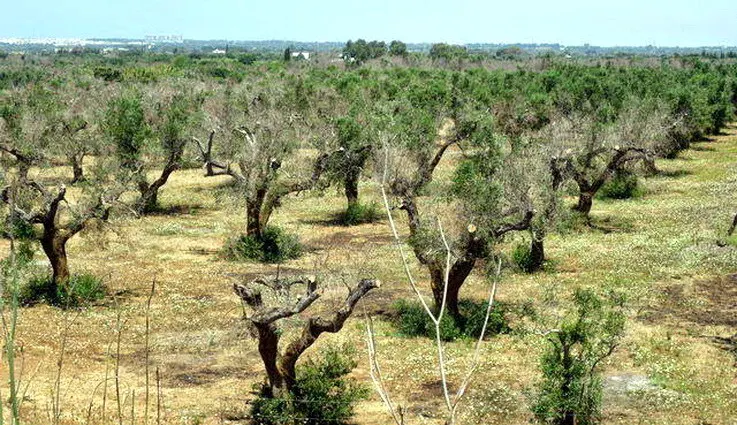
3 0 736 48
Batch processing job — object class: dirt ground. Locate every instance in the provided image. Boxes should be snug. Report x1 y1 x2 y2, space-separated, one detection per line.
3 126 737 424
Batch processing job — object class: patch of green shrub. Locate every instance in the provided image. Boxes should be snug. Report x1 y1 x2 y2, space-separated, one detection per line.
555 210 590 234
224 226 303 263
92 66 123 82
1 216 36 240
597 170 642 200
513 241 534 273
250 345 368 425
19 273 106 308
530 289 625 425
339 202 381 226
392 298 510 342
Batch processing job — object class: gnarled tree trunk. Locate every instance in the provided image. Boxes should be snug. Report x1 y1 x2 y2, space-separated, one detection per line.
41 231 70 288
135 157 181 215
429 259 476 321
344 172 360 210
5 183 114 294
69 155 85 184
528 226 546 273
234 276 379 398
574 190 594 216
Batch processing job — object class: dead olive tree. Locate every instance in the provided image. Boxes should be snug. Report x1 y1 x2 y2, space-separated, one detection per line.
0 85 57 182
195 78 333 239
54 78 108 184
547 100 671 219
0 84 122 289
233 275 379 397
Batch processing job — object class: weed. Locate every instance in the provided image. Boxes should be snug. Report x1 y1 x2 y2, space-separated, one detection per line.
392 299 510 341
338 202 381 226
597 170 643 200
250 345 368 425
19 273 106 308
223 226 303 263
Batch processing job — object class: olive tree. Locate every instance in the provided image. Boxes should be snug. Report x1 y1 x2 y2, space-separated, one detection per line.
54 79 108 184
0 85 56 181
381 73 537 319
195 77 333 239
319 73 380 219
325 117 373 212
104 82 203 214
0 88 122 288
548 100 672 219
531 289 626 425
2 180 119 288
233 274 379 397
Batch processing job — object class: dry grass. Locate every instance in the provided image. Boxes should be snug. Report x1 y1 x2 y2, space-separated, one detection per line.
3 126 737 424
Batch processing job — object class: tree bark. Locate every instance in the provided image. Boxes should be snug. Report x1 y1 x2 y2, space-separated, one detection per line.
41 233 70 288
574 191 594 216
528 227 545 273
728 212 737 236
344 173 360 210
138 188 158 214
246 194 266 238
136 162 180 214
18 162 30 183
255 322 288 396
429 259 476 321
642 156 659 176
70 156 85 184
234 277 378 400
561 412 576 425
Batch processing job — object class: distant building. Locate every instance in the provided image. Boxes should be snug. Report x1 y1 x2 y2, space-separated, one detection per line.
145 35 183 43
290 51 310 60
212 49 227 55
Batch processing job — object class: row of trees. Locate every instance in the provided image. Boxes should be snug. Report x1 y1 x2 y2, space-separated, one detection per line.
1 57 736 424
1 60 736 312
342 39 408 64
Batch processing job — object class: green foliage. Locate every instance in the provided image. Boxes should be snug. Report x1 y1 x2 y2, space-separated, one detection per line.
449 118 507 239
250 345 368 425
104 92 149 170
156 90 203 160
18 273 106 308
343 39 387 64
429 43 468 62
388 41 408 57
1 216 36 240
92 66 123 82
392 299 510 342
339 202 380 226
555 210 591 234
224 226 303 263
530 289 626 425
513 241 535 273
597 170 643 200
0 67 46 90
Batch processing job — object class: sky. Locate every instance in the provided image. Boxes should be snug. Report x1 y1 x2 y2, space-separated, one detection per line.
2 0 736 46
